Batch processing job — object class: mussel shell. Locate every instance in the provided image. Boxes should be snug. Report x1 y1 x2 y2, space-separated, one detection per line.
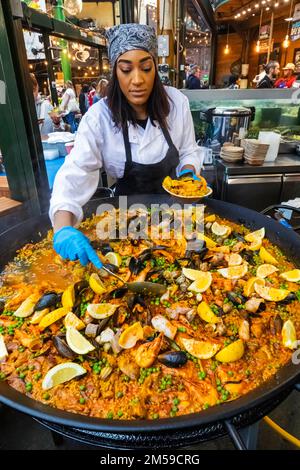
110 287 128 298
227 291 246 306
257 301 266 313
90 241 113 256
232 232 246 243
0 300 4 314
74 280 89 296
158 351 187 368
103 263 119 274
35 292 61 311
242 250 258 265
53 336 76 359
279 293 297 304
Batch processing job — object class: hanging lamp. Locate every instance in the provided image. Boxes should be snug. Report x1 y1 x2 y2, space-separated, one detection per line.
283 0 294 48
224 24 230 54
256 8 264 53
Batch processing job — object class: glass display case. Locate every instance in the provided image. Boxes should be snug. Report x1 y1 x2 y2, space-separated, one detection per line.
182 89 300 145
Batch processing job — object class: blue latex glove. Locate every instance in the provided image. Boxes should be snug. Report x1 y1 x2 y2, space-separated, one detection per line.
178 169 201 181
53 226 103 268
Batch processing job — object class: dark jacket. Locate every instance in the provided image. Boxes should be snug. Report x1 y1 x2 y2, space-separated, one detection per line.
79 92 89 115
186 74 201 89
256 75 274 89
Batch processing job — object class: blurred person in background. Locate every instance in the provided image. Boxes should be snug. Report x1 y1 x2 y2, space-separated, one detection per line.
88 82 97 107
92 78 109 104
30 73 65 135
227 75 240 89
186 66 202 89
79 84 90 116
275 63 296 88
252 64 266 86
59 80 80 133
256 61 280 88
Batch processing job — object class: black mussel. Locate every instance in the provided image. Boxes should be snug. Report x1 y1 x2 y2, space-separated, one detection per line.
279 293 297 304
53 336 76 359
103 263 119 274
0 300 4 314
74 280 89 296
232 232 246 243
110 287 128 299
242 250 258 265
90 241 113 255
126 292 136 310
35 292 61 311
158 351 187 368
227 291 246 306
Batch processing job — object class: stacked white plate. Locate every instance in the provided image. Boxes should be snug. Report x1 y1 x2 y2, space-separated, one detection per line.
241 139 270 166
220 145 244 163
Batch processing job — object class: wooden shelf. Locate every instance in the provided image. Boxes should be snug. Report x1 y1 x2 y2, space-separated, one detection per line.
0 197 22 216
0 176 10 197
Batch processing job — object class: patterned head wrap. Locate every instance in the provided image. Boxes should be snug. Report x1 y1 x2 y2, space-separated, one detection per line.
106 23 157 67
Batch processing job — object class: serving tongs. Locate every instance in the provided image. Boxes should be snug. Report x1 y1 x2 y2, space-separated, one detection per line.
100 265 167 295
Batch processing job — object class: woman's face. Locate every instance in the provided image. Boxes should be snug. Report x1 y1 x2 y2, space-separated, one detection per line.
116 49 156 107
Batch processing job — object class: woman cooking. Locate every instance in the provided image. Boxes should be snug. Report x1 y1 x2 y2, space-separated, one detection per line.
50 24 203 269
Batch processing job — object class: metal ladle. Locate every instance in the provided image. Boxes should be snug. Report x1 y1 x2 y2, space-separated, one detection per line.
100 265 167 295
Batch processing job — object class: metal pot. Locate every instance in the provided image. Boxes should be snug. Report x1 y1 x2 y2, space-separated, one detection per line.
200 107 254 154
0 195 299 449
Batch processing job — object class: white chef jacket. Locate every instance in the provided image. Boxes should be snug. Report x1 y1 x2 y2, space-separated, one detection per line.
49 86 203 225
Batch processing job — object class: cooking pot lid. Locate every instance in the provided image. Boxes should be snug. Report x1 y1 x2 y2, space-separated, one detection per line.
212 107 251 116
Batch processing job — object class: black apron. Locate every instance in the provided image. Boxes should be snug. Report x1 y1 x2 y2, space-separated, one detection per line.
114 123 180 196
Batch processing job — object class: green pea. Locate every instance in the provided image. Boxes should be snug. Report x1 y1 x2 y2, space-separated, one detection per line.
107 411 113 419
117 410 123 417
43 393 50 400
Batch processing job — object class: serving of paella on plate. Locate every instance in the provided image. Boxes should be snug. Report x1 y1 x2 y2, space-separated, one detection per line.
0 208 300 421
162 175 212 199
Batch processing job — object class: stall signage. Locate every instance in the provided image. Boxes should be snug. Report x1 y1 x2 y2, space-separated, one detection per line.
291 21 300 41
259 24 270 40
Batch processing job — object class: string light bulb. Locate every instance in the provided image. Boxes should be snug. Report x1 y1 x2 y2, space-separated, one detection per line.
224 24 230 54
256 8 264 53
283 34 290 48
256 40 261 53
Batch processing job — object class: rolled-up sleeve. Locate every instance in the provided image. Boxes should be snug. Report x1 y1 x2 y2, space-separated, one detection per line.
49 106 103 226
176 95 204 175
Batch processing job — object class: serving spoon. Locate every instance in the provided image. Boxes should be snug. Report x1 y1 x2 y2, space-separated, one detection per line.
100 265 167 295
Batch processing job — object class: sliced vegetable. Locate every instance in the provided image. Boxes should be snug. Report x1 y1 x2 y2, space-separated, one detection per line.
61 284 75 310
215 339 244 363
282 319 298 350
14 294 39 318
86 303 118 320
181 337 220 359
38 307 69 331
42 362 87 390
66 326 95 355
197 301 219 324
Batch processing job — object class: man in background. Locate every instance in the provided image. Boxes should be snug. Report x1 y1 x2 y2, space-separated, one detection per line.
257 61 280 88
274 63 296 88
186 66 202 89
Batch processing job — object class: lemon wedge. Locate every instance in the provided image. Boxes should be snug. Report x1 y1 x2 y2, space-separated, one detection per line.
280 269 300 283
197 233 217 248
259 247 278 265
197 301 219 324
42 362 87 390
62 285 75 310
0 334 8 361
245 228 265 242
89 273 107 294
204 214 216 223
215 339 244 363
183 267 206 281
105 252 122 267
248 236 263 251
66 327 95 355
14 294 40 318
86 303 118 320
211 221 231 237
30 308 49 324
282 319 298 350
188 272 212 293
254 282 289 302
39 307 69 331
64 312 85 330
256 264 279 279
218 264 248 280
118 322 144 349
181 337 220 359
243 277 264 297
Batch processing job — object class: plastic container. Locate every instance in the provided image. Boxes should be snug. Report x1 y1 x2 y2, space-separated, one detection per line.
65 142 74 155
258 131 281 162
42 141 67 157
43 148 60 161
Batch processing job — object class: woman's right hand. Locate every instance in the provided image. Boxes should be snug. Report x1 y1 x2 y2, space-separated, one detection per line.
53 226 103 268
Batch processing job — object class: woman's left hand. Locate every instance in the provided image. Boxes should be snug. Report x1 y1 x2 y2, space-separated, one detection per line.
178 168 201 181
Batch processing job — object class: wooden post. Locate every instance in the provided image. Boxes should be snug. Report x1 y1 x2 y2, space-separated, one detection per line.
267 12 274 64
